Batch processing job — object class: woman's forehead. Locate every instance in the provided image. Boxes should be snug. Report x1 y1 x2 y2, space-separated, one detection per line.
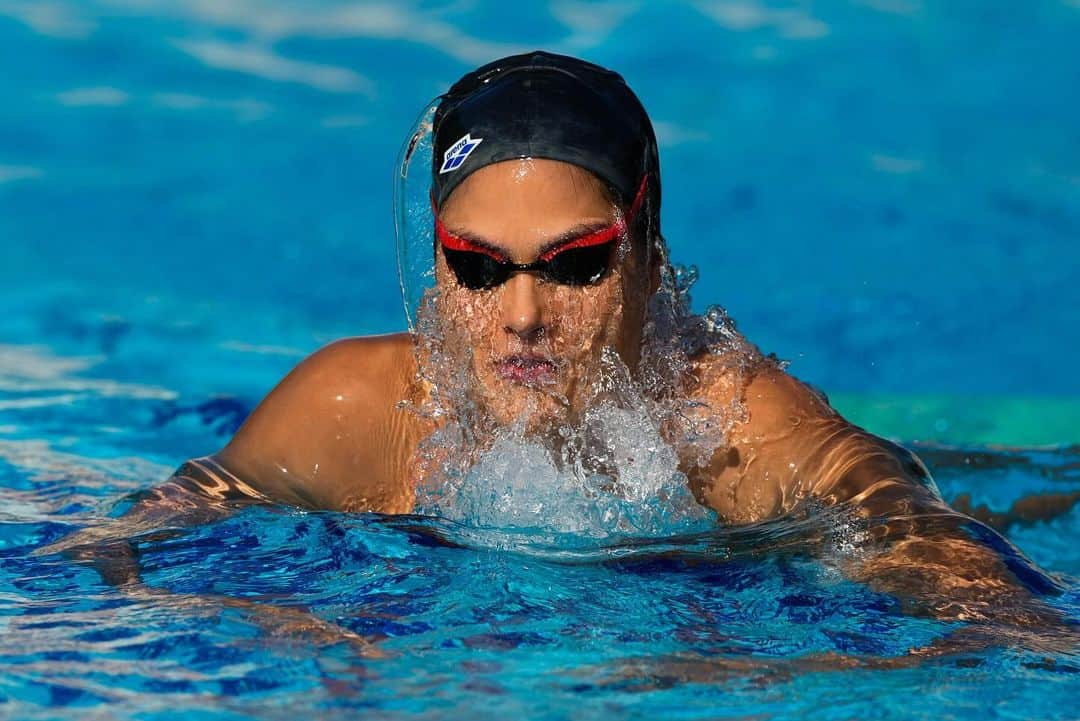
442 159 614 217
439 159 617 251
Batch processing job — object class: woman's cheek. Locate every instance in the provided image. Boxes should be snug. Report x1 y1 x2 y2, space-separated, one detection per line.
570 275 624 352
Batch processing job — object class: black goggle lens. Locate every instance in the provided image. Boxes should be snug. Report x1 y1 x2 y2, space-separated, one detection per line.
442 242 614 290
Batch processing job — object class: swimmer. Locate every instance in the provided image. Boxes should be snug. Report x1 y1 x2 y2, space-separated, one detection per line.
57 52 1072 629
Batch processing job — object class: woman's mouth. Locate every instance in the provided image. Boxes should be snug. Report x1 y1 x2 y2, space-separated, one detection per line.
495 355 558 387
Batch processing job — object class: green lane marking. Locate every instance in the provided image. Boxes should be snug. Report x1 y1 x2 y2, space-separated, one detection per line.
828 393 1080 447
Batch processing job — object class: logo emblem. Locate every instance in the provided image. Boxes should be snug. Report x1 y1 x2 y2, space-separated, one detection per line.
439 133 483 174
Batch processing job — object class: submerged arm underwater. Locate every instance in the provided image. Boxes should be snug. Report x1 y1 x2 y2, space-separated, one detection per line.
35 456 384 657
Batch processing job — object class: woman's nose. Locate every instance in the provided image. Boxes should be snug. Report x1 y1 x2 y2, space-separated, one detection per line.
501 272 545 341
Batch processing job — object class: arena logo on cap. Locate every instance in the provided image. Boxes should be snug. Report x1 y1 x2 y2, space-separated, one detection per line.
439 133 483 174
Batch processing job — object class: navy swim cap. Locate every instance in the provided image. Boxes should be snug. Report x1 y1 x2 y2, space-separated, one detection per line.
431 50 660 227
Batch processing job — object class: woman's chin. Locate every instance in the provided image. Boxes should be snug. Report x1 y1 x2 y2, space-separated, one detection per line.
476 382 573 435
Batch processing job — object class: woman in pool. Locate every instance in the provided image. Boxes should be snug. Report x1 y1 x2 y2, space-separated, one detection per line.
88 52 1066 625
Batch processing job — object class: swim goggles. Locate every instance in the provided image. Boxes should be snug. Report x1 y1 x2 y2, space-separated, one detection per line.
434 175 648 291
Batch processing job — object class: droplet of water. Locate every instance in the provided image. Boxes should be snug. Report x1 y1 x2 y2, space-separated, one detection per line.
672 263 699 294
703 304 731 334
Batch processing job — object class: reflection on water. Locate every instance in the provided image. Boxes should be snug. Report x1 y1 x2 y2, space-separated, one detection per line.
4 490 1077 720
1 337 1076 717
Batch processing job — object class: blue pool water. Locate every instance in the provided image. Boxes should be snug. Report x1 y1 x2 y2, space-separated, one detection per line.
1 1 1078 719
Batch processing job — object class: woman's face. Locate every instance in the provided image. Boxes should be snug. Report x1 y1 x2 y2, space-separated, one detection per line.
434 158 652 431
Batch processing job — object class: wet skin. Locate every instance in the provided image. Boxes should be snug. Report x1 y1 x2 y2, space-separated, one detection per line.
58 159 1072 629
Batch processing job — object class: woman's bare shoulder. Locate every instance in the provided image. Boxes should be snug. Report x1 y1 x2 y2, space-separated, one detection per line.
684 346 846 521
214 332 422 510
297 332 417 383
689 345 835 428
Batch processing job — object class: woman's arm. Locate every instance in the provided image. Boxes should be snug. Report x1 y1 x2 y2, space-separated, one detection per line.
693 361 1066 626
34 455 265 582
37 333 422 574
35 452 383 657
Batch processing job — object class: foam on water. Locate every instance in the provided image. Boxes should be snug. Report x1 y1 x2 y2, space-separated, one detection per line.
414 397 715 539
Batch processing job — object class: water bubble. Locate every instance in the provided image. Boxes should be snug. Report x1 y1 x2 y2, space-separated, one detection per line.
703 304 734 336
672 263 699 294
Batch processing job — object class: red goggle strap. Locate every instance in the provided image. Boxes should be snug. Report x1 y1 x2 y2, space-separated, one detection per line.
627 173 650 225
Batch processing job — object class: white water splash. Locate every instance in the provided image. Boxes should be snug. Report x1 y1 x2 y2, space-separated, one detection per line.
406 250 763 540
415 396 715 539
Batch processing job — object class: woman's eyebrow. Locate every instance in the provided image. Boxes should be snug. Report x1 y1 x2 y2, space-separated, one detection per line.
441 221 616 258
538 221 617 256
438 225 509 258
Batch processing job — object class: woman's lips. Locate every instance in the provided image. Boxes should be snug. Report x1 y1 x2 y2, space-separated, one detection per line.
496 355 558 386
